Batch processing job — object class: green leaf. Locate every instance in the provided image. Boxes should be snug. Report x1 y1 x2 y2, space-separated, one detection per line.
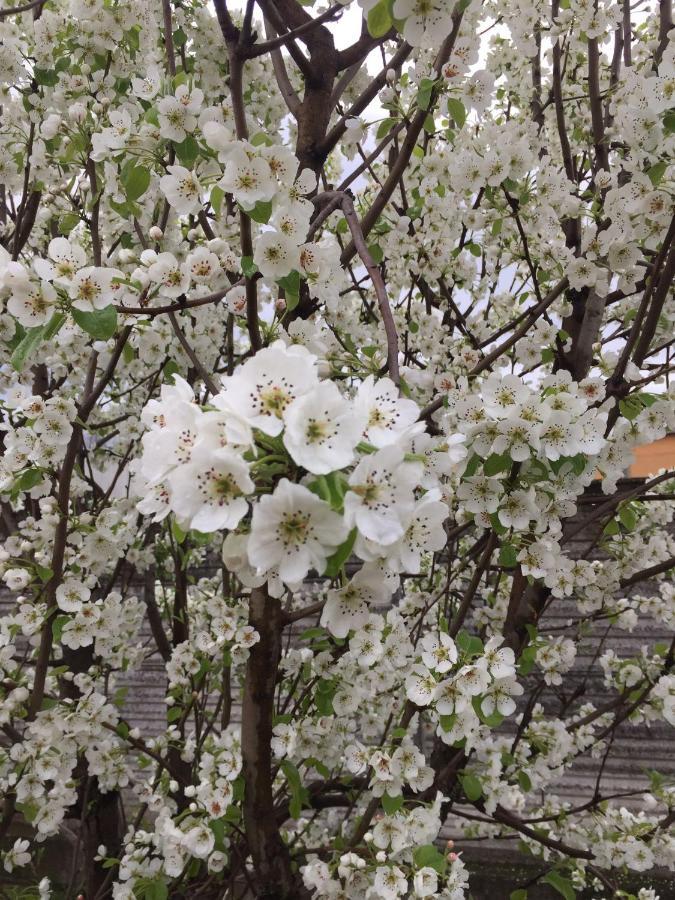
210 185 224 216
163 359 181 382
59 212 80 235
413 843 447 874
43 311 66 341
167 706 182 723
126 25 140 52
7 322 28 355
518 644 537 676
250 131 275 147
517 770 532 792
456 631 483 656
314 678 338 715
210 817 227 852
647 161 667 187
35 67 59 86
278 269 301 311
381 792 403 815
173 134 199 167
116 721 129 739
462 454 481 477
460 773 483 802
417 77 436 111
423 114 436 134
245 199 273 224
241 255 257 278
664 111 675 134
171 517 187 544
499 544 518 568
16 801 39 823
35 564 53 583
542 871 576 900
52 614 69 643
123 165 151 202
323 528 357 578
309 471 349 511
368 243 384 264
603 518 620 537
491 218 503 236
618 505 637 531
71 304 118 340
11 325 44 371
367 0 392 38
280 760 307 819
484 453 511 476
304 756 331 779
299 626 325 641
447 98 467 128
145 879 169 900
473 694 504 728
15 468 45 492
376 117 397 140
619 397 642 421
510 891 528 900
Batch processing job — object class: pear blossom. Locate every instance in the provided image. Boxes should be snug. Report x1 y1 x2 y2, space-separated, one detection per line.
219 340 319 436
354 375 420 448
167 447 253 532
160 165 202 215
7 280 57 327
69 267 117 311
131 67 161 100
158 89 200 142
344 445 422 545
282 380 365 474
34 237 87 284
420 631 458 673
321 563 395 637
148 252 191 298
248 479 349 586
253 231 300 279
219 145 276 208
481 677 523 717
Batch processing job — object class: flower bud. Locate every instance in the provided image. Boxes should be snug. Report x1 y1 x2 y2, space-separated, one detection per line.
68 103 86 123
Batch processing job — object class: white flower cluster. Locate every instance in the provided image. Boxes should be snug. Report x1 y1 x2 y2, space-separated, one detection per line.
137 339 450 599
406 633 521 748
302 793 470 899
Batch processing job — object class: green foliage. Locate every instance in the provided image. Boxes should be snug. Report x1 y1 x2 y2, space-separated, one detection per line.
542 871 576 900
71 304 118 340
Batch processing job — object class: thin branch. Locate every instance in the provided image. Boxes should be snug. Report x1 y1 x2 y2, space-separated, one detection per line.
168 311 219 395
0 0 45 17
245 4 343 57
317 191 399 383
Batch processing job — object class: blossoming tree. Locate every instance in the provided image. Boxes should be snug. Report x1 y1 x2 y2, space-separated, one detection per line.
0 0 674 897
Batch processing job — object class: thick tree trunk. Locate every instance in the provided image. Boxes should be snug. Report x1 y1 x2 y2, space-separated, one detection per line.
241 588 309 899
